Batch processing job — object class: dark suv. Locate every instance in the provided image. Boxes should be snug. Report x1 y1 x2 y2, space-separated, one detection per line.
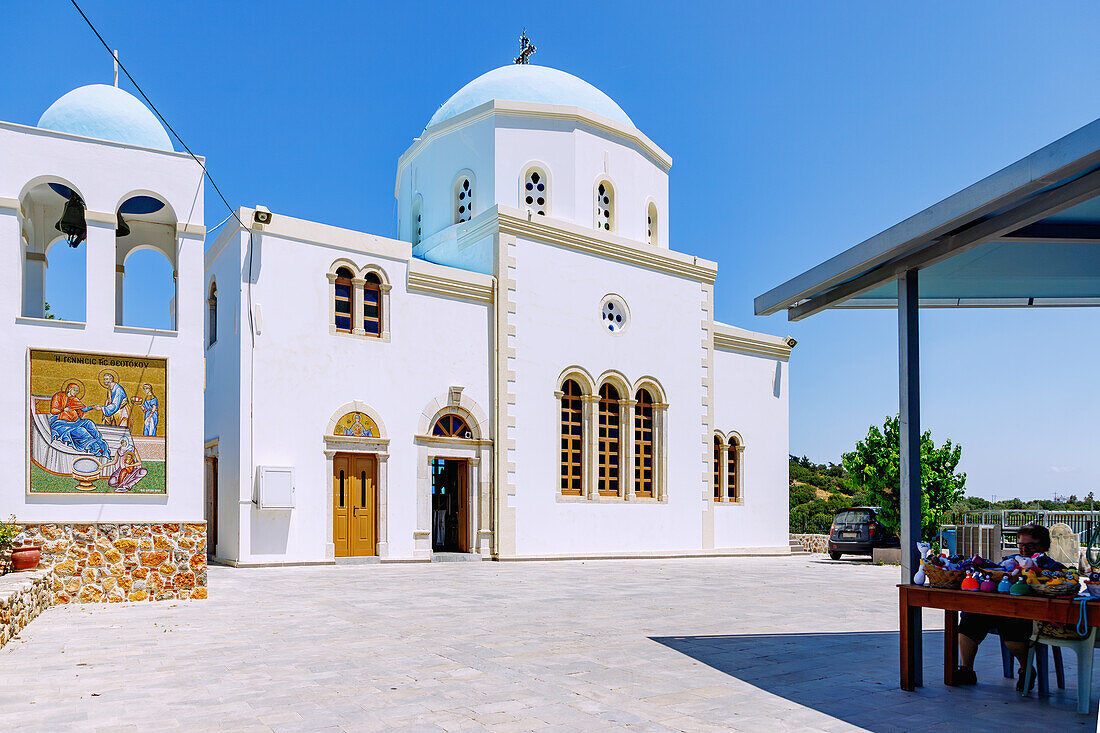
828 507 899 560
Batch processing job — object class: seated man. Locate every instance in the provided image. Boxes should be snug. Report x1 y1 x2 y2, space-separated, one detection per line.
956 523 1051 689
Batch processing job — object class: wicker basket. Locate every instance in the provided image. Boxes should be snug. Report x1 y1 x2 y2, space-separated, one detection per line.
1030 579 1081 598
923 562 965 589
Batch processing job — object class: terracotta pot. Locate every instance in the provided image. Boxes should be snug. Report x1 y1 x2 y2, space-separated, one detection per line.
11 545 41 571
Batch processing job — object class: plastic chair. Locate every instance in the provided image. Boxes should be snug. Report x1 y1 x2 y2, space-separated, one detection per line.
1023 626 1096 714
1001 635 1065 694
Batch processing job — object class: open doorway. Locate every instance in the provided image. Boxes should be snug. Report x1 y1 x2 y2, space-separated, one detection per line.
431 458 468 553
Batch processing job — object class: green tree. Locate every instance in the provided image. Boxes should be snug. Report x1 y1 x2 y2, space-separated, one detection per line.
841 415 966 540
44 301 56 320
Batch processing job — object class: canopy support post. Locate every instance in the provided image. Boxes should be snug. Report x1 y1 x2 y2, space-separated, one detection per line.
899 268 923 686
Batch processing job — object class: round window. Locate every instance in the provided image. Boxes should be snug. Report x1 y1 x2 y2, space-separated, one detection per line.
600 295 629 334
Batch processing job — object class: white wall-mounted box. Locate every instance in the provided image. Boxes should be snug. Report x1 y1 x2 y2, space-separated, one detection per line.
255 466 295 509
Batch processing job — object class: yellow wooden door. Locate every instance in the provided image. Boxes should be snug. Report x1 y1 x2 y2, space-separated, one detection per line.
333 455 352 557
350 455 377 556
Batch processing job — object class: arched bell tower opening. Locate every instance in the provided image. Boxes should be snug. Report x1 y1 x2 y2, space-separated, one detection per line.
115 192 178 330
19 178 88 322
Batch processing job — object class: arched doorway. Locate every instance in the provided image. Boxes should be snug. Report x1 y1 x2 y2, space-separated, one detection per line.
323 403 390 559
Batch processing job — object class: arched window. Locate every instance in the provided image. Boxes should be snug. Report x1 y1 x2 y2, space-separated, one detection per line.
207 281 217 347
455 176 474 224
646 202 658 246
727 435 741 502
597 383 621 496
411 196 422 246
595 180 614 231
433 414 472 438
634 389 654 498
334 267 353 333
713 435 722 501
363 272 382 337
523 168 547 216
560 379 583 496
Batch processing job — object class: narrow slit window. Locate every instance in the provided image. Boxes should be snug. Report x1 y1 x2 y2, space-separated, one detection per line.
727 436 740 502
713 436 722 501
361 470 367 507
455 177 474 224
334 267 353 333
207 281 217 347
634 389 654 498
339 470 345 507
598 383 620 496
524 169 547 216
595 181 613 231
646 202 658 246
560 380 583 496
363 272 382 337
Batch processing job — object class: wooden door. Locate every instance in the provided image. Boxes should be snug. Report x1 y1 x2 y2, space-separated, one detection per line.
455 460 469 553
333 453 376 557
203 456 218 557
350 454 377 556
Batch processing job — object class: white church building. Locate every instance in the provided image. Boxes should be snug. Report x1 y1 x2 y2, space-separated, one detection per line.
204 62 794 564
0 57 793 575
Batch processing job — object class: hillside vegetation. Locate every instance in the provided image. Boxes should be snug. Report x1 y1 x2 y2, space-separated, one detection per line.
789 455 864 534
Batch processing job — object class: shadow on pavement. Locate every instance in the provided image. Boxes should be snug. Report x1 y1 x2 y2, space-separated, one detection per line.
651 630 1095 731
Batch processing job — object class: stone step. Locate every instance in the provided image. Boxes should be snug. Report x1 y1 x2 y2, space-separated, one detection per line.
431 552 483 563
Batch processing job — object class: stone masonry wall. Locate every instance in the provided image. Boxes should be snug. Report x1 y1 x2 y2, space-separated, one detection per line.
14 522 207 604
0 569 51 648
791 533 830 554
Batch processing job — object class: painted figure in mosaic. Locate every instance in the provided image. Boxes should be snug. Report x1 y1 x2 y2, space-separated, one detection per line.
132 383 159 436
108 435 146 492
343 413 372 437
99 372 131 428
48 381 110 458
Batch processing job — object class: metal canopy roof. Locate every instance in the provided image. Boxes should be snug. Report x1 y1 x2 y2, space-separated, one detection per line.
755 118 1100 321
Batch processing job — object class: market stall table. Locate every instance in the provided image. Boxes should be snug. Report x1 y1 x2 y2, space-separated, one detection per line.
899 584 1096 690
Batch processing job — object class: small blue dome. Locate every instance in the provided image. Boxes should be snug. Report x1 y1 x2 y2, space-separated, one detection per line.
38 84 173 151
427 65 633 129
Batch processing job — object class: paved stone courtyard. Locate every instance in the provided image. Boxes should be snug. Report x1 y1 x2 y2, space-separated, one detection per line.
0 555 1094 732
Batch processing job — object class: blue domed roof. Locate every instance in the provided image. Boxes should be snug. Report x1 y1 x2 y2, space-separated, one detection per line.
38 84 173 151
427 65 633 129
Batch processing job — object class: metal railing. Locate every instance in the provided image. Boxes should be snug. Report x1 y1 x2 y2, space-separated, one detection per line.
948 509 1100 553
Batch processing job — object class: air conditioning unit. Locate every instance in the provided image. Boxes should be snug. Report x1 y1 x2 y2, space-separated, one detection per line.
255 465 295 509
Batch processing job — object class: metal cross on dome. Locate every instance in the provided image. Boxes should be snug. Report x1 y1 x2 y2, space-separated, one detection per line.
514 30 536 64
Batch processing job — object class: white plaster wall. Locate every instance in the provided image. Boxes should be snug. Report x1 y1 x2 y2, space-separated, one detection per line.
219 229 492 563
712 347 790 549
398 115 669 257
0 123 205 523
397 117 495 248
508 235 707 556
203 229 245 560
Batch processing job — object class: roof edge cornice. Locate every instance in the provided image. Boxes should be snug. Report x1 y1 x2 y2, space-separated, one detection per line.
395 100 671 196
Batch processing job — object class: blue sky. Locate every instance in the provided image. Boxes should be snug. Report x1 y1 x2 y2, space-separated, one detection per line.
6 2 1100 500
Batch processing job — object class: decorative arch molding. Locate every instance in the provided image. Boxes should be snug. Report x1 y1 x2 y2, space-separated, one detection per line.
416 390 491 442
324 400 389 440
727 430 744 447
121 242 176 266
632 376 667 404
556 366 595 396
413 389 493 559
595 369 631 397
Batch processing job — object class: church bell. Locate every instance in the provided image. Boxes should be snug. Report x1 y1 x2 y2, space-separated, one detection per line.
115 211 131 238
54 192 87 248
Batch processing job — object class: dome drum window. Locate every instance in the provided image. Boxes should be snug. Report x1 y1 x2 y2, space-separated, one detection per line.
524 169 547 216
647 203 658 246
595 181 614 231
455 176 474 224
